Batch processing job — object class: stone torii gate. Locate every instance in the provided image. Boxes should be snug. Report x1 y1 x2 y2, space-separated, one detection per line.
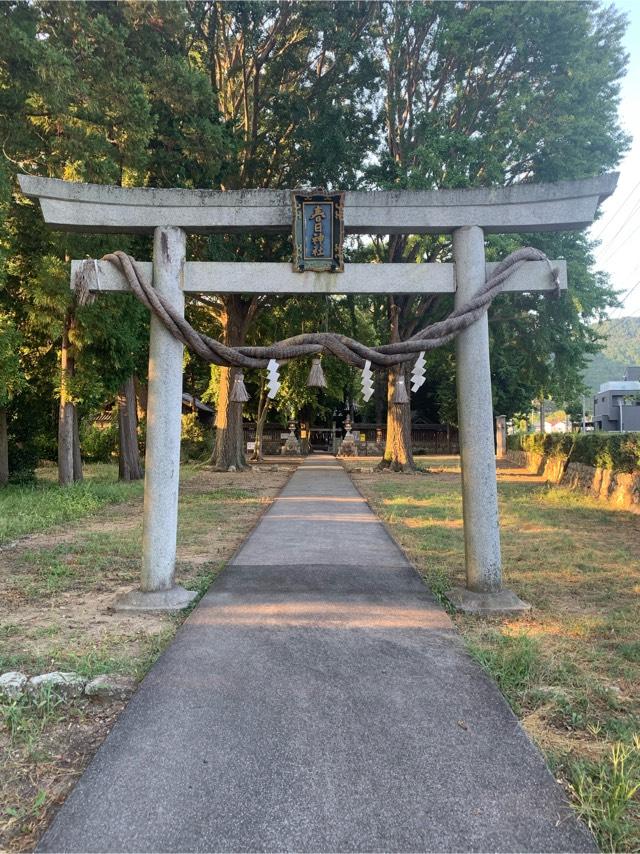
19 173 617 614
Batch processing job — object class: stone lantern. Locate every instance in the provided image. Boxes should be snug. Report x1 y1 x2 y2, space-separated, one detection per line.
282 418 301 455
338 414 356 457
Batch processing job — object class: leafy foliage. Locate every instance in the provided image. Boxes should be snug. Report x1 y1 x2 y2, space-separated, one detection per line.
365 0 628 426
0 312 23 408
79 418 118 464
0 0 632 466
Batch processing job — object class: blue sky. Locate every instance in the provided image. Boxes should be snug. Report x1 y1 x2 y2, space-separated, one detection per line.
590 0 640 318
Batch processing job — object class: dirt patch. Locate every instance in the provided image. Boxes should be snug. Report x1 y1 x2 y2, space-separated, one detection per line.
521 705 608 764
1 699 126 852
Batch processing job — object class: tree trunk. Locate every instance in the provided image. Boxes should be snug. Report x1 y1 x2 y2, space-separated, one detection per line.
72 406 83 482
251 385 270 462
377 302 417 472
376 365 416 472
0 407 8 486
208 296 256 471
210 366 247 470
374 367 386 428
118 375 143 481
58 311 82 485
134 375 148 421
58 402 74 485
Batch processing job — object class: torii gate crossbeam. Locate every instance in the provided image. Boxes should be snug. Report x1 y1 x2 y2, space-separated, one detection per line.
19 174 617 614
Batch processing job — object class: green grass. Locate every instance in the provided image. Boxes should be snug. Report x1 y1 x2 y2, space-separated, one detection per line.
0 463 289 852
183 561 227 599
1 685 67 751
5 528 141 601
0 464 144 543
3 789 48 832
566 740 640 852
352 455 640 851
0 463 204 545
0 557 227 684
1 468 262 679
467 633 544 714
620 642 640 663
0 627 177 681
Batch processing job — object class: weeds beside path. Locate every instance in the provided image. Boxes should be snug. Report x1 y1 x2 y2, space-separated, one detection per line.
0 461 294 852
346 455 640 853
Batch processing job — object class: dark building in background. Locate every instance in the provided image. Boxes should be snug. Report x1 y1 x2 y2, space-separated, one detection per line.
593 366 640 432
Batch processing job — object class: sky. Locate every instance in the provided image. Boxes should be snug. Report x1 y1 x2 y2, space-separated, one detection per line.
590 0 640 319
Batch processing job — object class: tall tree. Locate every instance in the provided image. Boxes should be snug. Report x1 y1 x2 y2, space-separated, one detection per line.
369 0 628 469
186 0 377 469
0 1 232 480
0 0 630 482
0 313 23 485
0 1 147 482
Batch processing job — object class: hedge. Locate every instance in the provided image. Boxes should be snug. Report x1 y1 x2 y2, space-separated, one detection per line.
506 432 640 473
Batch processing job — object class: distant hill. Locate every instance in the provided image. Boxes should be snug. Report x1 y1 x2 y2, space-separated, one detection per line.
583 317 640 394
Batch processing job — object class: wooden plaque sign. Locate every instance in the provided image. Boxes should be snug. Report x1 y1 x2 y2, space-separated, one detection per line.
291 190 344 273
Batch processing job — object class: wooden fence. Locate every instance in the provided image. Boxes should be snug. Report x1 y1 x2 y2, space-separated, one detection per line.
242 423 458 455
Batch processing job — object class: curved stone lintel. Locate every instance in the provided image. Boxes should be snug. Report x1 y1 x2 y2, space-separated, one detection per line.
19 173 618 235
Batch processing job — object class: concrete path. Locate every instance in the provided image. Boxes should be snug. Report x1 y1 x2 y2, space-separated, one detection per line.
39 456 595 853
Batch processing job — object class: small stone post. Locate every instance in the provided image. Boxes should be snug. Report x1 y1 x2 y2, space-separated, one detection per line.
496 415 507 459
115 227 197 611
446 227 529 614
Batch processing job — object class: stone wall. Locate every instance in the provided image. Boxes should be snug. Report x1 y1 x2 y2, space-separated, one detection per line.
506 449 544 473
505 450 640 511
562 462 640 509
543 456 567 484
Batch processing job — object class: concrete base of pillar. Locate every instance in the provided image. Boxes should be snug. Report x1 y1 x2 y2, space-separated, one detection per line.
446 586 531 615
113 585 198 612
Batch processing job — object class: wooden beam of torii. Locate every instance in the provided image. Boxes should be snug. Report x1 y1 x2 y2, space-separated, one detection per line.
19 173 617 614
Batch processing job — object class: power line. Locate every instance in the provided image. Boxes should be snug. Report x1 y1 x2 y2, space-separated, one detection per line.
609 278 640 319
598 227 639 267
599 195 640 251
594 176 640 238
617 277 640 304
592 177 640 241
607 303 640 333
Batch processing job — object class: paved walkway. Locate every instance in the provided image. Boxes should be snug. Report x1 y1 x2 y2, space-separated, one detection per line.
39 457 594 853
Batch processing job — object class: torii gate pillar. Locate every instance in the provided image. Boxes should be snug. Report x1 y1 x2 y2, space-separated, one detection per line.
115 227 197 611
447 227 528 613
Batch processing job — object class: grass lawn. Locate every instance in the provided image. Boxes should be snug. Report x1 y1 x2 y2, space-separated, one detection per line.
346 456 640 853
0 460 294 851
0 464 149 544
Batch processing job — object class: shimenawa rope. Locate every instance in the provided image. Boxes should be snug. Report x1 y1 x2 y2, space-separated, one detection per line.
74 247 559 375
